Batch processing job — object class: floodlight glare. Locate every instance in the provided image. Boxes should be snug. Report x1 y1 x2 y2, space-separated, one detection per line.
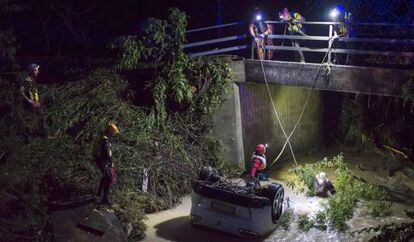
330 8 339 19
256 14 262 21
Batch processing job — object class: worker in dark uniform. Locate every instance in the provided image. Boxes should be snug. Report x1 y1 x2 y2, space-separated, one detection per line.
314 172 336 197
19 63 50 139
279 7 306 62
250 143 269 181
93 122 119 205
249 7 273 60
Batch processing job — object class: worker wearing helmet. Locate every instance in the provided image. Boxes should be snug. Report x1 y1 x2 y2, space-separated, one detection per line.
279 7 306 63
314 172 336 197
20 63 40 109
250 143 269 181
93 122 120 205
249 7 273 60
332 4 354 64
20 63 51 139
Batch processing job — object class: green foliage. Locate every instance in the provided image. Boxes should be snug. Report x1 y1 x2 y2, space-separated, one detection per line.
1 8 236 240
355 222 414 242
288 154 392 231
112 195 148 241
298 215 314 232
110 9 234 130
279 210 293 230
339 93 414 160
314 211 327 230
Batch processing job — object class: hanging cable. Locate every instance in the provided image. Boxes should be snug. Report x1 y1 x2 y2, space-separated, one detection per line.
254 35 338 171
255 39 298 166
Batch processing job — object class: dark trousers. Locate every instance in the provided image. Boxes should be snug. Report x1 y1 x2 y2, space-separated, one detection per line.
97 165 112 202
23 106 49 141
289 31 305 62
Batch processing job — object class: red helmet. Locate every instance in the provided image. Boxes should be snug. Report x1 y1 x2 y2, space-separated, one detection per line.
255 144 267 153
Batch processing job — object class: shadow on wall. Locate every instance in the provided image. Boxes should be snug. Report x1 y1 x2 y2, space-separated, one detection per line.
153 216 265 242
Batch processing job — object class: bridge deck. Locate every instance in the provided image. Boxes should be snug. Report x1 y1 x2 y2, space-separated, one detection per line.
243 60 411 96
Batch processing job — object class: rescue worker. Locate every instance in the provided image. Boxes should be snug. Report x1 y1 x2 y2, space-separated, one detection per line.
249 7 273 60
20 63 50 139
279 7 306 63
332 5 354 64
314 172 336 197
93 122 119 205
250 143 269 181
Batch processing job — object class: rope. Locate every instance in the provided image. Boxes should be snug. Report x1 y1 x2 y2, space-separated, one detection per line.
255 40 298 166
255 36 338 171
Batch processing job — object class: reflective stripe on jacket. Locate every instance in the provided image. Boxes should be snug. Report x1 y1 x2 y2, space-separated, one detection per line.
25 76 39 102
288 12 304 34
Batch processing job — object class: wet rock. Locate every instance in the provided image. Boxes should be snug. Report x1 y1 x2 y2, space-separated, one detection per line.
51 201 127 242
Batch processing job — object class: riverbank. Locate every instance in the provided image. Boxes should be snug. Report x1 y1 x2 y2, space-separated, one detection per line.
144 152 414 241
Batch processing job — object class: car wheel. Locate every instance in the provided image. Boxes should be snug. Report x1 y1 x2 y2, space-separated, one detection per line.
267 183 284 223
198 167 220 183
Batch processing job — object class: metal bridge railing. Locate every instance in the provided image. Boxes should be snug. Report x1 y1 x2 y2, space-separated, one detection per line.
184 21 247 57
263 20 414 63
185 20 414 65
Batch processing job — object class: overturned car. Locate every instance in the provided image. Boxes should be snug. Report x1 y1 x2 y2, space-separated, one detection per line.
190 167 284 237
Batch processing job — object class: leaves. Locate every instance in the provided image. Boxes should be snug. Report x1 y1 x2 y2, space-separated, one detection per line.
289 154 392 231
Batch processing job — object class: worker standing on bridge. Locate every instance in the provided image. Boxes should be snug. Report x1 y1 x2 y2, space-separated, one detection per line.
249 7 273 60
331 4 354 64
279 7 306 63
250 143 269 181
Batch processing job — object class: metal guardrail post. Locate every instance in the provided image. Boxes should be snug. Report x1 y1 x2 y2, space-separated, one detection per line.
328 24 333 63
251 40 254 59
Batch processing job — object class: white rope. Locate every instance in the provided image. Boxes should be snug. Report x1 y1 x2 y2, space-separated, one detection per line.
255 40 298 166
255 37 337 170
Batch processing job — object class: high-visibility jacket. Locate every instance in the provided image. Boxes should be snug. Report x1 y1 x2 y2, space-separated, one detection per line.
338 11 352 36
287 12 304 34
25 76 39 102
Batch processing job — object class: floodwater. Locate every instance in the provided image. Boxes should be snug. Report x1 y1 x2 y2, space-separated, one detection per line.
143 151 414 242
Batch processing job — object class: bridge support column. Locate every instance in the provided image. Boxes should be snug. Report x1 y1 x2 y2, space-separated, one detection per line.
212 60 245 168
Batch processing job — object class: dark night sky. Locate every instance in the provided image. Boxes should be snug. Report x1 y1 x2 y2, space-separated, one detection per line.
4 0 414 64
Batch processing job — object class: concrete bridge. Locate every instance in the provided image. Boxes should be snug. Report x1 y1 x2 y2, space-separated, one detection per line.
212 59 412 168
244 60 411 97
186 20 414 168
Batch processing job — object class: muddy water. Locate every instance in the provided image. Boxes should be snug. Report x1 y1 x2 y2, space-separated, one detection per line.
266 151 414 242
144 151 414 242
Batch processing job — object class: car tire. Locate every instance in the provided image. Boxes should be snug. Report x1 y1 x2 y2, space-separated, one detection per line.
266 183 284 223
198 167 220 183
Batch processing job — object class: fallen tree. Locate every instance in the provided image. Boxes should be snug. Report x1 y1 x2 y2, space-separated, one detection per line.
0 8 236 241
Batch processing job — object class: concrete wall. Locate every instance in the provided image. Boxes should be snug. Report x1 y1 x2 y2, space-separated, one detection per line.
212 60 324 169
211 61 245 168
238 83 323 168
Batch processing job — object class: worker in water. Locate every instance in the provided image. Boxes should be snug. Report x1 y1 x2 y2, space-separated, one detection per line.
249 7 273 60
331 4 354 64
20 63 50 139
93 122 119 205
250 143 269 181
279 7 306 63
314 172 336 197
